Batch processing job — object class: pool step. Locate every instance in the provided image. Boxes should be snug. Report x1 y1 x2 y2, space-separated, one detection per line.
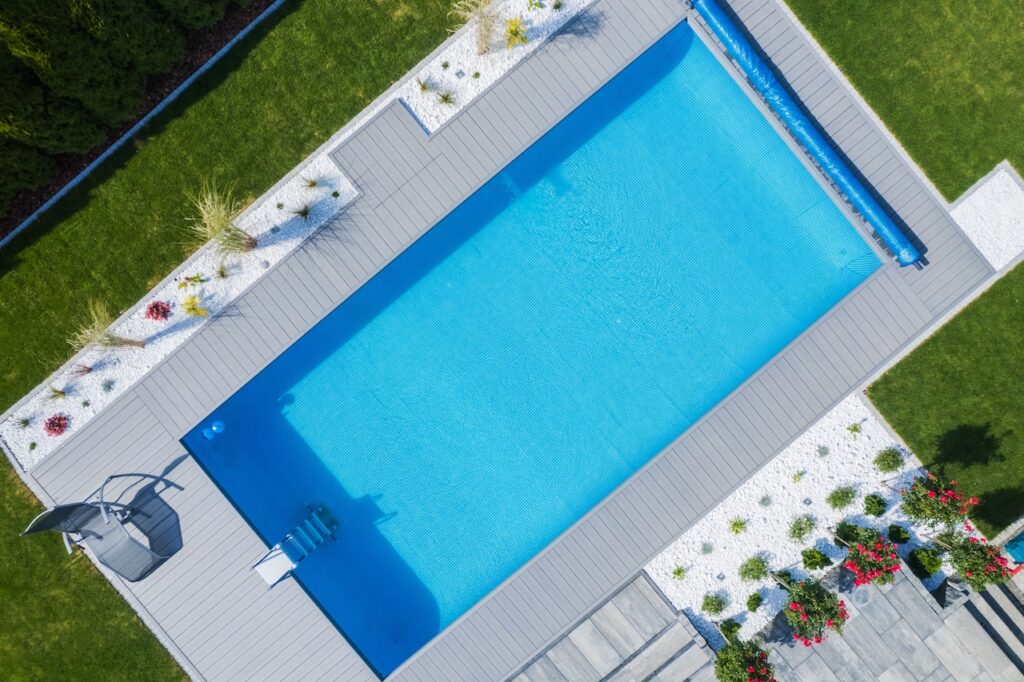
967 584 1024 674
510 573 714 681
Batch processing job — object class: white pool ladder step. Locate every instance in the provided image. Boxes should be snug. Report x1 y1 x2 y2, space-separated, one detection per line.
253 505 338 588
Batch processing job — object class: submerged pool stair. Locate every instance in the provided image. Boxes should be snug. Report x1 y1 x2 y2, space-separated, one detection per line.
252 505 337 588
509 573 714 681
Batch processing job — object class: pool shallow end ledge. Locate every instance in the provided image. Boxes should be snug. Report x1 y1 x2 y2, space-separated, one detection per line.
693 0 922 267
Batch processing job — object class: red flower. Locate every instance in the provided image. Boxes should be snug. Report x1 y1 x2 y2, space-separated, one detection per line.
748 666 756 673
145 299 172 321
927 490 937 498
44 413 70 437
789 602 802 611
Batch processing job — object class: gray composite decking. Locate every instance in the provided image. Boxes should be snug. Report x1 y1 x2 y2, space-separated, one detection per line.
15 0 996 680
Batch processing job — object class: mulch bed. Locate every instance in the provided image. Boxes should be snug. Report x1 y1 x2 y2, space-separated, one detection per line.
0 0 279 240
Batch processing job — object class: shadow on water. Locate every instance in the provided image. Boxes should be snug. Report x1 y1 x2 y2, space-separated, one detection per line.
184 402 439 677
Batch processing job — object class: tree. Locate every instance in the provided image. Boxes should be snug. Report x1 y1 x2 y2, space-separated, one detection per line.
0 137 54 215
0 0 183 124
0 46 104 154
154 0 231 29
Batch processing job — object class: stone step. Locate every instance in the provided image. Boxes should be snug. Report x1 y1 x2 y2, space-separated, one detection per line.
650 639 713 681
967 594 1024 673
945 604 1016 681
987 584 1024 637
606 621 693 682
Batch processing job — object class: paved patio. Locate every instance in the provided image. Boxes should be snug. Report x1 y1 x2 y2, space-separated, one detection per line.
5 0 998 679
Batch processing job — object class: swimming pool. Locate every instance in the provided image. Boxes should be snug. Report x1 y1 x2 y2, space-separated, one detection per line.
183 20 880 676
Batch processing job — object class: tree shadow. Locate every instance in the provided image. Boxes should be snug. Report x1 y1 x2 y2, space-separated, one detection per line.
933 423 1010 470
970 487 1024 537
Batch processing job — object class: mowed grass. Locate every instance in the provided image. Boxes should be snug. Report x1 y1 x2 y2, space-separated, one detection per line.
786 0 1024 200
0 0 448 675
0 468 184 679
868 264 1024 538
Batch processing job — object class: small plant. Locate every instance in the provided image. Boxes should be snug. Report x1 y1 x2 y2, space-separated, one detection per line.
746 592 763 612
70 300 145 350
789 515 816 543
738 556 769 582
71 363 94 377
182 295 209 318
715 639 774 682
719 618 741 641
791 470 805 483
441 60 450 70
48 386 67 401
29 442 36 451
946 533 1011 591
438 91 455 105
81 399 90 408
472 71 480 79
700 542 714 555
847 422 862 439
864 493 887 517
101 379 115 393
888 524 910 544
187 183 257 255
17 417 31 429
907 548 942 579
217 260 230 279
801 548 833 571
294 203 312 220
873 447 904 473
758 494 772 507
843 530 901 586
177 274 207 289
505 17 529 48
553 0 563 8
785 579 848 646
145 300 172 321
303 176 319 188
817 445 829 458
449 0 499 55
826 486 856 510
527 0 543 10
276 202 284 209
331 190 340 198
701 593 726 616
44 413 70 437
729 517 747 534
671 565 686 581
416 77 431 93
900 473 978 528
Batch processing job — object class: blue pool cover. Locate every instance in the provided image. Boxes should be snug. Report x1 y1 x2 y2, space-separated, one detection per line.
694 0 921 266
184 21 880 676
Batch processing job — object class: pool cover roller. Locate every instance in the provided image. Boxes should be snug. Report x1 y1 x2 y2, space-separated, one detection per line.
693 0 921 266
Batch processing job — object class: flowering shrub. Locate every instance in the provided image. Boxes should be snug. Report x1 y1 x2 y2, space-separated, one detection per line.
144 300 172 321
785 580 848 646
714 638 775 682
946 530 1011 591
44 413 70 437
900 473 978 528
843 531 901 586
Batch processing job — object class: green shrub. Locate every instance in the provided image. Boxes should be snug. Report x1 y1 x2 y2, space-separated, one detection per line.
785 579 848 645
789 515 816 543
672 566 686 581
801 548 833 571
864 494 888 517
738 556 769 582
729 517 748 534
746 592 763 612
772 569 797 589
715 638 774 682
827 486 857 510
907 548 943 579
900 473 977 528
719 618 741 641
873 447 904 473
888 524 910 544
946 535 1011 591
835 520 875 547
701 593 727 615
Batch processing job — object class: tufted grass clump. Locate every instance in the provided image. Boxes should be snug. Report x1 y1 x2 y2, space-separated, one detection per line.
505 17 529 48
69 300 145 350
827 486 857 510
701 593 727 615
873 447 904 473
449 0 499 55
187 183 256 255
738 556 769 582
789 514 816 543
672 565 686 580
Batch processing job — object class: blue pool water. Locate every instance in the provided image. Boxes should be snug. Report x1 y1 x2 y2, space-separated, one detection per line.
184 22 880 675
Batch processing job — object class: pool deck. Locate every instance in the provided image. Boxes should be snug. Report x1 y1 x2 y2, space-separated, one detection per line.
9 0 997 679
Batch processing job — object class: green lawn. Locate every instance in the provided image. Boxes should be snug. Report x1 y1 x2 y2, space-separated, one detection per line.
0 468 184 680
0 0 448 675
868 264 1024 538
786 0 1024 200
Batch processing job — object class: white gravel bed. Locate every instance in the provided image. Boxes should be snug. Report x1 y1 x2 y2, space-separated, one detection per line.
951 163 1024 271
0 0 594 471
646 393 950 648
